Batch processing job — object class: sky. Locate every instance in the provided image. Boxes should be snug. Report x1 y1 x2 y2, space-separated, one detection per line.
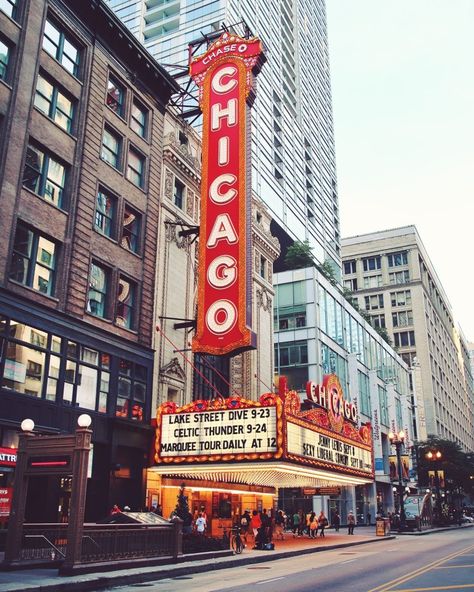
325 0 474 341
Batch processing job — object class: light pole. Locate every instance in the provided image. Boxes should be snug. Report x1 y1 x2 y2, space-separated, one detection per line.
426 450 442 525
388 429 407 531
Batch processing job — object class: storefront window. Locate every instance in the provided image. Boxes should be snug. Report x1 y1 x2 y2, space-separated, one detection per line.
116 359 146 421
0 314 150 421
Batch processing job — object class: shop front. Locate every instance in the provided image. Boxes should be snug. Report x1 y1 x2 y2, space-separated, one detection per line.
149 375 375 531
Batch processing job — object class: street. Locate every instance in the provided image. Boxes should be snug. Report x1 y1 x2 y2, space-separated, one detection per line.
110 529 474 592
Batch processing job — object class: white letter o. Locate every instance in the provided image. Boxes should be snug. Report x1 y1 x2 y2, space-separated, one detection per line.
206 300 237 335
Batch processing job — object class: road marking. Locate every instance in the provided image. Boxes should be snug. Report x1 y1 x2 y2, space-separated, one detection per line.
341 559 356 564
435 564 474 569
385 585 474 591
257 577 285 584
366 543 474 592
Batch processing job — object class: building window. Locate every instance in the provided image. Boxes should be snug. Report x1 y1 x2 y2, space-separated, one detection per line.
371 314 386 329
101 127 121 169
9 223 57 295
364 294 384 310
34 74 74 132
363 274 382 289
22 144 66 208
115 276 136 330
126 147 145 187
358 370 371 416
116 359 146 421
362 256 381 271
95 188 116 238
1 0 17 19
394 330 416 347
378 386 389 426
390 290 411 307
121 204 141 253
42 20 80 76
392 310 413 327
387 251 408 267
343 260 356 274
174 178 185 209
63 343 110 412
106 74 125 116
389 270 410 285
275 341 308 367
0 39 9 80
344 278 357 291
130 100 147 137
274 308 306 331
87 262 109 318
259 255 266 279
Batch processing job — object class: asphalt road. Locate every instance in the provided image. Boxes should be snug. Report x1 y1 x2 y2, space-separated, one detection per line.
111 529 474 592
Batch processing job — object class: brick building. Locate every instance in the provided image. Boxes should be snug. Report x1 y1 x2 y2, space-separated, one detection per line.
0 0 178 520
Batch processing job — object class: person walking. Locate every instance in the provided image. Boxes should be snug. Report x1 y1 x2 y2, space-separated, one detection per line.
347 510 356 535
250 510 262 540
366 511 371 526
318 511 327 537
333 510 340 532
274 510 285 540
309 512 318 538
240 509 251 545
292 510 300 537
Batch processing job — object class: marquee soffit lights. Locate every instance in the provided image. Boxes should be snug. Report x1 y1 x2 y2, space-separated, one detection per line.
150 462 372 488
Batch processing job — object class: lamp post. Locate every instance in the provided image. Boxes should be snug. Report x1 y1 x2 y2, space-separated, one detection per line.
388 429 407 531
426 450 442 525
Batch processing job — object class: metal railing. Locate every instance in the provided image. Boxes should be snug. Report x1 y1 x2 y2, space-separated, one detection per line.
17 521 180 566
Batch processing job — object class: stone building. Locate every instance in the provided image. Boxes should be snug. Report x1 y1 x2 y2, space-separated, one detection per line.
0 0 178 519
152 109 280 411
341 226 474 452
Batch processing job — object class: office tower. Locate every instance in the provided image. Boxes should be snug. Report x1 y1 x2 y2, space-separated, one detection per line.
106 0 341 272
274 265 412 521
341 226 474 451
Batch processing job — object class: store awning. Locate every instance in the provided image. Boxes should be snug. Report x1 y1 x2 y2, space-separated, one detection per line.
149 461 373 489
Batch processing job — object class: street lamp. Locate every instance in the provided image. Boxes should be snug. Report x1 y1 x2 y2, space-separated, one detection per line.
388 429 407 531
426 450 442 525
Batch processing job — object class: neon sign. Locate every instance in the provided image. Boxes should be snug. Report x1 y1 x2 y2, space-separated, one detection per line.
190 33 265 355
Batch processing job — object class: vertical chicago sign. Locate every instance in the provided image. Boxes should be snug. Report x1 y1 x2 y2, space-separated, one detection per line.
190 33 265 355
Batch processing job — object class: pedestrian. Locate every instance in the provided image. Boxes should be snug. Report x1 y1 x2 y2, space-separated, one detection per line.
333 510 340 532
305 510 313 536
195 512 206 535
250 509 262 540
292 510 300 537
348 510 356 535
318 511 327 537
240 509 251 544
366 511 371 526
261 509 271 541
309 512 318 538
298 510 305 536
274 510 285 540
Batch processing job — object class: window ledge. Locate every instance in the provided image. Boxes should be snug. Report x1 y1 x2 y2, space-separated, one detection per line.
8 279 60 302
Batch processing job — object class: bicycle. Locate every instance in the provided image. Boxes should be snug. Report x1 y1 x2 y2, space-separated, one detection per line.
230 526 244 554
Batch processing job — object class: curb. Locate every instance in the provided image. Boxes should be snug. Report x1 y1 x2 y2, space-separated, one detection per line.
7 536 396 592
391 523 474 536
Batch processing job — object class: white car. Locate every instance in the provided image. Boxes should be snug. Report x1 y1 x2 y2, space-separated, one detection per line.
462 514 474 523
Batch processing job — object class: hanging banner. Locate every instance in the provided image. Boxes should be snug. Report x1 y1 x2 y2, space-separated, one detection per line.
190 33 265 355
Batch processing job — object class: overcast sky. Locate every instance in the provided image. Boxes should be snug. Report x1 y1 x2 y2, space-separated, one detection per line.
326 0 474 341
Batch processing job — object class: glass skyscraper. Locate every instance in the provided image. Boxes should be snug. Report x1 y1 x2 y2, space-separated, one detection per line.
107 0 340 272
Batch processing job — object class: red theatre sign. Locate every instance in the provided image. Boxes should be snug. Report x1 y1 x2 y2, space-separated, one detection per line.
190 33 265 355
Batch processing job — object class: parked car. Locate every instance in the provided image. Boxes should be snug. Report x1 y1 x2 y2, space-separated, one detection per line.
461 514 474 523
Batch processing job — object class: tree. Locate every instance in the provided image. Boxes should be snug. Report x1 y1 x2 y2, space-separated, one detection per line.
175 482 193 531
284 240 314 269
415 437 474 496
317 260 338 286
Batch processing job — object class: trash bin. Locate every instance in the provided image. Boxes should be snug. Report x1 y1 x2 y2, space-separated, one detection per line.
376 517 390 536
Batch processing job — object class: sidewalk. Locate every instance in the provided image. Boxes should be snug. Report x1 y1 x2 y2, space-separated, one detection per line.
0 527 394 592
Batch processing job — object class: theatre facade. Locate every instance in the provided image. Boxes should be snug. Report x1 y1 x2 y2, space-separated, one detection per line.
149 375 374 533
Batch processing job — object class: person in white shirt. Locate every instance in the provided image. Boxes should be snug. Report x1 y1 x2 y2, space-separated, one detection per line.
195 512 207 534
